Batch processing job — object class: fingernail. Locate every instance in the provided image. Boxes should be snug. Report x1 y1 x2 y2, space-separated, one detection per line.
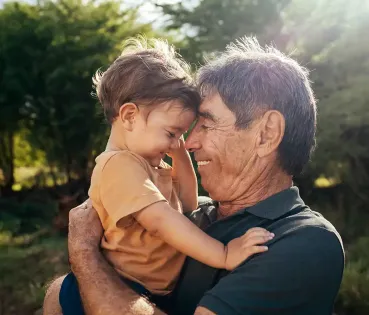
270 233 275 237
263 246 269 250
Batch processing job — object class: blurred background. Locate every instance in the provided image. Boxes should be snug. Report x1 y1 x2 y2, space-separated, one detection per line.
0 0 368 314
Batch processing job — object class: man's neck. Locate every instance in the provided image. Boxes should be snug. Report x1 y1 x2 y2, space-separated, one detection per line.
217 168 293 219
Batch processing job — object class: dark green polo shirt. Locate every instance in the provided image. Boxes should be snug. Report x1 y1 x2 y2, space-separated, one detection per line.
171 187 344 315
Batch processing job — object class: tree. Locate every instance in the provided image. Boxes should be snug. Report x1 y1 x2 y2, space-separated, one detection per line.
0 2 43 193
281 0 369 201
0 0 156 190
158 0 291 64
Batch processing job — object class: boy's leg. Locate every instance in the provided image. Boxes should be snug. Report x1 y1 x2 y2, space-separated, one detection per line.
43 275 65 315
58 272 85 315
54 272 150 315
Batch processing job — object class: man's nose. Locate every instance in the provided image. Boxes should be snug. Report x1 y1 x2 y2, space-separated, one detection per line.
185 127 201 152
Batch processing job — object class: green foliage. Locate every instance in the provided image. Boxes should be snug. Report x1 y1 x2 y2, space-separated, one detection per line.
0 0 156 189
283 0 369 199
336 237 369 315
14 131 47 169
22 0 154 182
0 198 57 235
160 0 290 64
0 2 43 189
0 236 68 314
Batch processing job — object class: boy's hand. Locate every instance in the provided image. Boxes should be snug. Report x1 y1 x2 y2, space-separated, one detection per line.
167 136 186 158
225 227 274 270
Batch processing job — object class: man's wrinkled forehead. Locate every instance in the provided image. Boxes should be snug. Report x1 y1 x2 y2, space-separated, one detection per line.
198 92 236 125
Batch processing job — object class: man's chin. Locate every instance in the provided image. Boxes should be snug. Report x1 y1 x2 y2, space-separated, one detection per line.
199 173 211 189
197 165 210 177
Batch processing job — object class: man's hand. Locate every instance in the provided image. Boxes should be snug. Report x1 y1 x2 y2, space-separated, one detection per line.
67 200 167 315
68 200 103 268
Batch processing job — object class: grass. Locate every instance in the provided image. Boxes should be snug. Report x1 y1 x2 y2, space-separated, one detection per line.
0 233 68 315
1 228 369 315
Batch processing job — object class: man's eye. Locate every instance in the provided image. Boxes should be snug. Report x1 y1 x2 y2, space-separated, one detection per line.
201 125 210 130
168 131 176 138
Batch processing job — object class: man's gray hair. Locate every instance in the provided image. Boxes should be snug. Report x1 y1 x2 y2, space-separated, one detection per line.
198 37 317 176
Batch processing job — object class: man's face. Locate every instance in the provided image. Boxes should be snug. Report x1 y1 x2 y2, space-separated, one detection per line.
185 93 260 201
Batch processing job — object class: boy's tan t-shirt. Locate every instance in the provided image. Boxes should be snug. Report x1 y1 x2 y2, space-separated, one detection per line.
88 150 186 295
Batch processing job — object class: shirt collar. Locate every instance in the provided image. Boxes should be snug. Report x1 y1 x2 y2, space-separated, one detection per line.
242 186 305 220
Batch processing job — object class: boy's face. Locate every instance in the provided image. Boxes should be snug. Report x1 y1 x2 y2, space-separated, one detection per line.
130 101 196 167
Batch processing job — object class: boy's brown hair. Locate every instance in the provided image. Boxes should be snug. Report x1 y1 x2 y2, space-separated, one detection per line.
93 37 200 124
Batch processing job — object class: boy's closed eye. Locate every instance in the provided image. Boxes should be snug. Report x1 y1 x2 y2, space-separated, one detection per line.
166 127 187 139
167 131 176 138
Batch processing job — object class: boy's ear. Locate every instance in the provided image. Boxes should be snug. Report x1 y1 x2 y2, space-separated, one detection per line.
118 103 139 131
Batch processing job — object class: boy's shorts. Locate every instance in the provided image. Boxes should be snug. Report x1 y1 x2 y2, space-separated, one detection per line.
59 272 172 315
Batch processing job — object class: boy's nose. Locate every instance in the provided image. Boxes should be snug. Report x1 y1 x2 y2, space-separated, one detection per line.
171 140 180 150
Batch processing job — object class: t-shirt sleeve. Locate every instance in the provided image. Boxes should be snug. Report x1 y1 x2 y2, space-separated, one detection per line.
99 152 166 223
198 226 344 315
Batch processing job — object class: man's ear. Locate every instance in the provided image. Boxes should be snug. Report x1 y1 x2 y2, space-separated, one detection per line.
256 110 285 158
118 103 139 131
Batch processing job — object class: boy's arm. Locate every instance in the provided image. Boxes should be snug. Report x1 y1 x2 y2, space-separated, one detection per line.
170 138 198 212
134 201 271 270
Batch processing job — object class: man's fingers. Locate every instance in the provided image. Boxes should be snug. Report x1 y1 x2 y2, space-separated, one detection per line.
69 199 94 218
70 199 88 214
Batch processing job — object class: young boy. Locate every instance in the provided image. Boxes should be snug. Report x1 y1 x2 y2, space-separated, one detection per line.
59 38 272 313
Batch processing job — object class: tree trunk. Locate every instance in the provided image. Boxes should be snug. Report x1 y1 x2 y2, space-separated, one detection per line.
48 163 58 187
66 153 72 185
0 131 15 195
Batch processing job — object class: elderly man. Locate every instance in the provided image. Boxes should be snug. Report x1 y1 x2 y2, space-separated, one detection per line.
44 37 344 315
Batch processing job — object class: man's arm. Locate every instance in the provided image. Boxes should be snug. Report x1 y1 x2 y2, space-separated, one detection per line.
170 138 198 212
68 201 166 315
